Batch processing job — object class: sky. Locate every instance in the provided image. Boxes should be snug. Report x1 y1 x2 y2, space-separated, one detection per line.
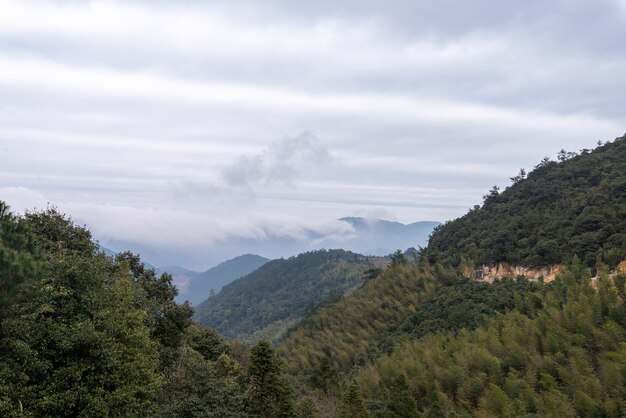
0 0 625 269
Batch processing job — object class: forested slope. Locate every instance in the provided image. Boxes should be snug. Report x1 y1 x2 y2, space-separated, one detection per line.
194 249 378 342
276 137 626 417
2 135 625 417
357 263 626 417
425 135 626 268
277 256 455 373
176 254 269 305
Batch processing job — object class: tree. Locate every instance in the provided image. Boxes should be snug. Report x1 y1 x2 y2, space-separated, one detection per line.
157 346 245 418
0 209 163 416
308 357 340 395
0 202 36 338
115 251 194 371
390 250 407 267
247 341 295 417
483 185 500 202
295 397 318 418
385 376 418 418
510 168 527 184
535 156 553 168
339 381 371 418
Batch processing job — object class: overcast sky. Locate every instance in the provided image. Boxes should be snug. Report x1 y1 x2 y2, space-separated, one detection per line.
1 0 624 268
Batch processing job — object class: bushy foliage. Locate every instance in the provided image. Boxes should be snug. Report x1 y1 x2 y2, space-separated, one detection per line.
425 135 626 268
0 204 375 417
0 205 255 417
0 202 36 336
0 208 163 416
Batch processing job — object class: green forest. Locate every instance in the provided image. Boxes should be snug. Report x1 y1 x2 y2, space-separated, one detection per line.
425 138 626 269
1 135 625 417
194 249 376 343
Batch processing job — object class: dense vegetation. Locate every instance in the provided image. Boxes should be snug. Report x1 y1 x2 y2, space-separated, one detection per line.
194 249 377 342
426 135 626 268
357 263 626 417
277 256 454 373
0 204 304 417
378 278 541 354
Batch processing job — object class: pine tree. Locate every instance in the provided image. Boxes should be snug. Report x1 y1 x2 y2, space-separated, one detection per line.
339 381 371 418
385 376 418 418
295 397 318 418
247 340 295 417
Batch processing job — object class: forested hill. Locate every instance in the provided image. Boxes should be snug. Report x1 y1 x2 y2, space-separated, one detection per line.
193 249 379 343
425 135 626 268
173 254 269 306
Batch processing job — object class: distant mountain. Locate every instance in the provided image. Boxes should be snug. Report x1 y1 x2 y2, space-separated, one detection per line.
329 218 440 255
171 254 269 306
98 217 440 269
99 244 160 271
98 245 118 258
193 249 380 343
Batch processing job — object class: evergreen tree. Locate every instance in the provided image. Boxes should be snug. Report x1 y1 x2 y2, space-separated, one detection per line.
295 397 318 418
308 357 340 395
338 381 371 418
0 209 162 416
247 340 295 417
385 376 418 418
0 202 36 338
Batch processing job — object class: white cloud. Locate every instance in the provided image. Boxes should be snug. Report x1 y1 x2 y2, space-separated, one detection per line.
0 187 49 213
0 55 619 137
0 0 624 267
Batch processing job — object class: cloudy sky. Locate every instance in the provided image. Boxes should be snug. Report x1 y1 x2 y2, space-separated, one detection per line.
1 0 624 268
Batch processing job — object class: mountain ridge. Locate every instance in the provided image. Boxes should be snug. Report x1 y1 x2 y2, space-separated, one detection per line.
193 249 380 343
172 254 269 305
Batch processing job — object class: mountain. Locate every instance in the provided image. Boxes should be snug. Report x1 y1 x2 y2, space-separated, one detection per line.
425 137 626 269
171 254 269 306
275 136 626 417
96 245 268 305
193 249 381 343
323 218 440 255
98 217 440 270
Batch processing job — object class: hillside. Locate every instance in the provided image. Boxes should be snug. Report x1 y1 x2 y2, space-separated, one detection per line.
277 258 452 373
193 249 379 342
172 254 269 305
425 135 626 269
356 265 626 417
273 138 626 417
